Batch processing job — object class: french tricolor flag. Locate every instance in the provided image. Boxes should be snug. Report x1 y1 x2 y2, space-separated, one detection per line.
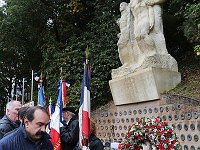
79 63 91 149
46 98 54 134
50 82 63 150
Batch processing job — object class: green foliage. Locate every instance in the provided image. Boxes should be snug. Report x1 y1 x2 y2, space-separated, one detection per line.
166 0 200 45
39 0 122 109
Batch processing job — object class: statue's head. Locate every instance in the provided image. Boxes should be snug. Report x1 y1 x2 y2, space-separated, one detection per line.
120 2 128 12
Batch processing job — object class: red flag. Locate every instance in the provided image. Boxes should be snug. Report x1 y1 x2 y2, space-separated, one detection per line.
62 82 67 106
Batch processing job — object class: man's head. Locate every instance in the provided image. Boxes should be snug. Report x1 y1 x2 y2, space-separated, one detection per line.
6 100 22 122
62 106 76 122
18 106 30 124
24 106 50 141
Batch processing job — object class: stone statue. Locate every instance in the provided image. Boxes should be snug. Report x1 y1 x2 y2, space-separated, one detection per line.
113 0 178 78
117 2 130 67
110 0 181 105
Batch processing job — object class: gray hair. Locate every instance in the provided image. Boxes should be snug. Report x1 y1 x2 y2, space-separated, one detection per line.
6 100 21 114
67 111 76 118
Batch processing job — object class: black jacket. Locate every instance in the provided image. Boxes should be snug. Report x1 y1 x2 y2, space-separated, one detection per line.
0 115 19 139
60 118 79 150
89 134 104 150
0 124 53 150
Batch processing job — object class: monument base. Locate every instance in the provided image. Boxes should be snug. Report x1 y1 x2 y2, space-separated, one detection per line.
109 67 181 105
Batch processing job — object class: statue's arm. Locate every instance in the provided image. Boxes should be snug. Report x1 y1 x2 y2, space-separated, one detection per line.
146 0 166 6
148 6 154 32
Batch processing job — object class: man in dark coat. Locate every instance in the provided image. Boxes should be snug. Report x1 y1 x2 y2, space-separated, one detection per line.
0 106 53 150
0 100 22 139
60 106 79 150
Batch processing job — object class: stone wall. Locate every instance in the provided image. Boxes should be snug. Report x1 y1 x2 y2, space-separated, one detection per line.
91 95 200 150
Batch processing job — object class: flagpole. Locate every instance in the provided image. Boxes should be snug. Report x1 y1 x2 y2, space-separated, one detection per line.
22 78 25 104
80 46 91 150
60 67 63 82
85 45 89 65
31 70 34 101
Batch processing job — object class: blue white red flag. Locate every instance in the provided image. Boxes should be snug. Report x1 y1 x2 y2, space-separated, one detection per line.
50 82 63 150
79 63 91 148
38 85 45 107
46 98 54 134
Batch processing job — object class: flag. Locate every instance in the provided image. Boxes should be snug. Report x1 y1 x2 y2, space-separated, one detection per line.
46 98 54 134
35 72 46 107
79 63 91 149
50 83 63 150
38 85 45 107
62 81 70 107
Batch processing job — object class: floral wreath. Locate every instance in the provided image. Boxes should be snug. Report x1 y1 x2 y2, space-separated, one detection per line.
118 117 180 150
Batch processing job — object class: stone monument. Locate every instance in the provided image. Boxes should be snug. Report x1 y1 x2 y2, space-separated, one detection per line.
109 0 181 105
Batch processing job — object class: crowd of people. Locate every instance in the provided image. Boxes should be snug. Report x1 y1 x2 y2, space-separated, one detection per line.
0 100 104 150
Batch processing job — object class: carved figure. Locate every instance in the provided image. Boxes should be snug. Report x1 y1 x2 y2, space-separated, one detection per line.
113 0 178 78
117 2 130 66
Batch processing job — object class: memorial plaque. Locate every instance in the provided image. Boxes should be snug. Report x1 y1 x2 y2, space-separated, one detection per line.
181 113 185 120
190 146 195 150
181 134 185 141
133 110 137 115
160 107 164 112
119 111 122 116
104 112 108 117
138 109 142 114
190 124 195 131
174 114 179 121
184 145 188 150
148 108 152 114
131 118 134 123
177 124 182 130
194 112 199 119
194 134 199 142
176 104 181 110
123 111 127 115
187 134 192 141
184 124 188 131
143 109 147 114
154 107 158 113
166 106 169 112
162 115 166 121
197 123 200 131
187 113 192 120
168 115 172 121
128 110 132 115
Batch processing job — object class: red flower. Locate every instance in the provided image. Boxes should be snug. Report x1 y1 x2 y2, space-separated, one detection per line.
119 117 180 150
155 118 160 123
169 143 174 148
126 131 133 139
161 122 167 127
165 132 171 138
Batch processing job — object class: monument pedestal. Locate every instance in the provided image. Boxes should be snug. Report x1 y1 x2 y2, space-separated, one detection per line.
109 67 181 105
